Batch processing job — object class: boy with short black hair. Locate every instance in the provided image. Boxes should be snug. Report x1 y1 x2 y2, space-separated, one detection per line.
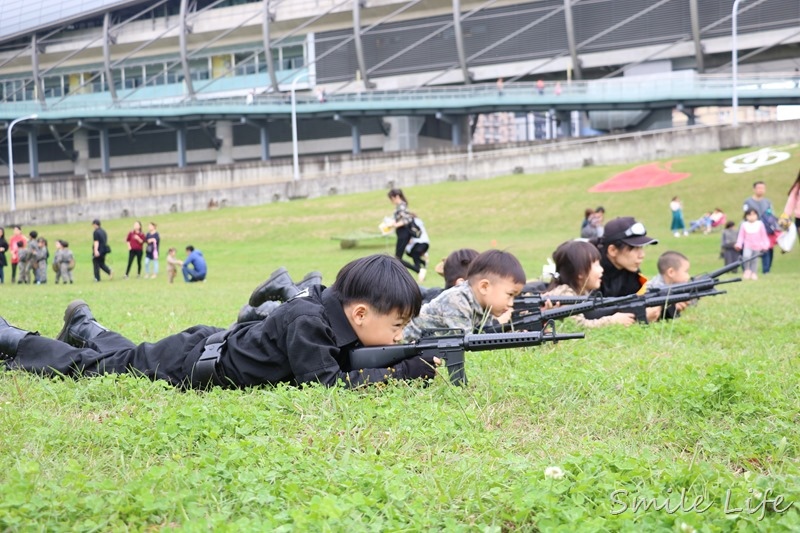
0 254 436 389
649 251 691 289
647 250 692 319
403 249 526 342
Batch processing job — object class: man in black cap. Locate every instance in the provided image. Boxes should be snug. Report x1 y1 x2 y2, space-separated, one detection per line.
91 219 113 282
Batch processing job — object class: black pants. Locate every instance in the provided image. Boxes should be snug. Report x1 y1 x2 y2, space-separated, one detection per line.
11 263 17 283
93 254 112 281
401 243 429 273
125 249 143 276
394 226 412 262
8 326 220 387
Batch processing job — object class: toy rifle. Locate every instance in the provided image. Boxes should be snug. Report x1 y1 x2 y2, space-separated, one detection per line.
349 327 584 386
693 250 765 281
486 293 640 333
584 287 728 323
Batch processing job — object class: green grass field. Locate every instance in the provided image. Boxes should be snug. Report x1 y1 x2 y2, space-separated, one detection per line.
1 145 799 531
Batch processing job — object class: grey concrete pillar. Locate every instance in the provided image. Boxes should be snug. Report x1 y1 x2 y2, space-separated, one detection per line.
27 129 39 178
216 120 234 164
177 127 187 168
382 116 424 152
260 125 270 161
74 129 90 175
99 127 111 173
556 110 571 138
352 123 361 155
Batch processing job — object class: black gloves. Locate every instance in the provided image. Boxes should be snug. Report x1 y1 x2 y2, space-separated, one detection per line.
396 354 437 381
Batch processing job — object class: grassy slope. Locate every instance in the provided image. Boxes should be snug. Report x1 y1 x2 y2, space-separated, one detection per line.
1 146 799 531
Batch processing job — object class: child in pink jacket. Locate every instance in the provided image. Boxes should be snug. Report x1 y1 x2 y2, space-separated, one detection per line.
735 208 770 280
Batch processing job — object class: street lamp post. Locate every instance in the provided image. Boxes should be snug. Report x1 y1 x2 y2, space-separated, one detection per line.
290 72 310 182
731 0 743 127
7 113 38 212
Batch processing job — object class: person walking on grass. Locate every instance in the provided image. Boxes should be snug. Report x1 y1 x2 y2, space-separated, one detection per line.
92 219 113 282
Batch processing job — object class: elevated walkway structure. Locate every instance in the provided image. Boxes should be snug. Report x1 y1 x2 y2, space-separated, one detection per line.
4 74 799 120
2 0 800 178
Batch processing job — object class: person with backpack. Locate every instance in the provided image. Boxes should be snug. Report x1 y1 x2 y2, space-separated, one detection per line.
402 216 430 283
34 237 49 284
387 189 424 275
53 240 75 284
742 181 775 274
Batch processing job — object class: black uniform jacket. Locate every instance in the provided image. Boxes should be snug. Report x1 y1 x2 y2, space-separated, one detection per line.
219 286 409 388
598 253 646 297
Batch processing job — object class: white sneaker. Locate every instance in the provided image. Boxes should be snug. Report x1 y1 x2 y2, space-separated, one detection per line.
418 268 427 283
674 232 680 238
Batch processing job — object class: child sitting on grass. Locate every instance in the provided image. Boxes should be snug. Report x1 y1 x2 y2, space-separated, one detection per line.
0 255 438 389
402 249 525 342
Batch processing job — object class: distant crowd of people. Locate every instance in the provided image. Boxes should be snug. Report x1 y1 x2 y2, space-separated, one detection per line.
0 218 208 285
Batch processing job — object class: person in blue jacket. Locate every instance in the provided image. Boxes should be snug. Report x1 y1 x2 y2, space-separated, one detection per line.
182 245 207 282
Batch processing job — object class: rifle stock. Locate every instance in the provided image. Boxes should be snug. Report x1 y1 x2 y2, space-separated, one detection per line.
349 329 584 385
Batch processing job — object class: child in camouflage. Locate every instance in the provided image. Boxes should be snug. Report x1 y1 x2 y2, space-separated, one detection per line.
402 249 525 342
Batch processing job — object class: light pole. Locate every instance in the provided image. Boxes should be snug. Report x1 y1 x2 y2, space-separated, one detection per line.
7 113 38 212
290 72 310 182
731 0 743 127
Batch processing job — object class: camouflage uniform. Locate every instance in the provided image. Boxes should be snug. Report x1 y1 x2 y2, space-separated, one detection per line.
402 282 492 343
54 248 74 284
17 248 31 284
26 239 40 283
34 243 48 284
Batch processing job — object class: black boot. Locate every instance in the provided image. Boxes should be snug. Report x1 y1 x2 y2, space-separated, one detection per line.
0 317 37 360
55 300 109 348
237 300 282 324
248 267 299 307
296 271 323 291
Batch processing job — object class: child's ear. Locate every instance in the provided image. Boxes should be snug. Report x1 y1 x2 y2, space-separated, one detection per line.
476 278 491 294
350 303 369 326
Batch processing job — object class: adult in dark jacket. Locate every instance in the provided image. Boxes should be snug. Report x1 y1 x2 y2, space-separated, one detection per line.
92 219 113 282
593 216 662 323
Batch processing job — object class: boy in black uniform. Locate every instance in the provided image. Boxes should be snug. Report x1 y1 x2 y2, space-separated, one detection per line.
0 255 437 388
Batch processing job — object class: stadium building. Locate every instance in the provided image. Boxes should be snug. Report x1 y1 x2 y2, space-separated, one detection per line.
1 0 799 179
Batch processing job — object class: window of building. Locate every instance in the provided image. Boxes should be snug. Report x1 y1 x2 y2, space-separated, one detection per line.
124 66 144 89
145 64 166 86
43 76 63 98
234 53 257 76
281 45 305 70
189 58 211 80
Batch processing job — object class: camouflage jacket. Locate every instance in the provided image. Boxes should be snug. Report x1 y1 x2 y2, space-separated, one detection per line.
402 282 491 343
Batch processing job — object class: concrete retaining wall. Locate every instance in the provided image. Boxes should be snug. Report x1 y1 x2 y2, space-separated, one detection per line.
2 120 797 226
